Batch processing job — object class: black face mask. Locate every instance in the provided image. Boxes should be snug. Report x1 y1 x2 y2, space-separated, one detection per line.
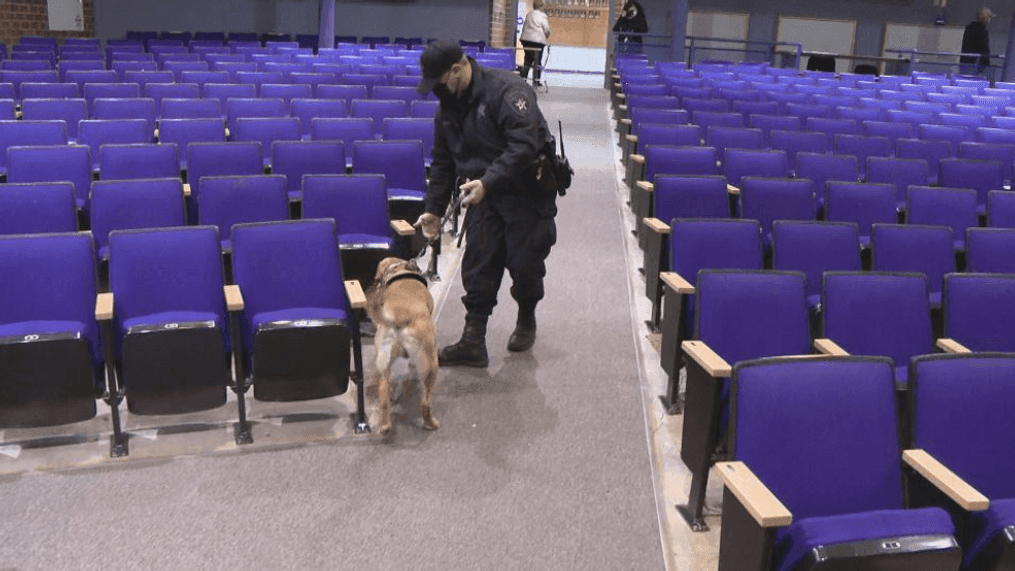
432 82 454 102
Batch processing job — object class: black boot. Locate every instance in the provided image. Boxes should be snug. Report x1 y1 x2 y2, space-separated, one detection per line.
507 305 537 352
439 315 489 367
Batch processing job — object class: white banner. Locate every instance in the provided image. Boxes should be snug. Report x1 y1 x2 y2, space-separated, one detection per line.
48 0 85 32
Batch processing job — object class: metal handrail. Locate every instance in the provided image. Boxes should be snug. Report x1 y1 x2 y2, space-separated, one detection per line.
884 47 1005 76
611 32 803 69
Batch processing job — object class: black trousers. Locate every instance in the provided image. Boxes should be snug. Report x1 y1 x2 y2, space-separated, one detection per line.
460 193 557 318
519 40 545 82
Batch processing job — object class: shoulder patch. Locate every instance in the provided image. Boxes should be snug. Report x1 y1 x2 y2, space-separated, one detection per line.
505 88 534 118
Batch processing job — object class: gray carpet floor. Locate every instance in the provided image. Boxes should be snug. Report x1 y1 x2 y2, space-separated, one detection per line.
0 85 665 571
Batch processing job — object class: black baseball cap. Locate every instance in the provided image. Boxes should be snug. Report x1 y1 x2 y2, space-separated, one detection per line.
416 40 465 94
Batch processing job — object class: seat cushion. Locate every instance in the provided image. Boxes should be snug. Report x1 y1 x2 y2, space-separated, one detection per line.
773 507 955 571
252 307 348 331
0 319 98 363
965 497 1015 570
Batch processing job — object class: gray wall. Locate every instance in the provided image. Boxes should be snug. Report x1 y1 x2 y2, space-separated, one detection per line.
632 0 1011 65
93 0 489 43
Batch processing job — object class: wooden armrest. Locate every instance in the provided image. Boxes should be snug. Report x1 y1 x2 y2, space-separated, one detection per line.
618 104 627 112
345 280 367 310
903 449 989 511
625 134 638 143
224 127 230 138
726 183 741 196
717 461 793 528
814 338 849 356
182 183 191 197
95 292 113 321
660 271 694 294
620 118 632 127
682 340 731 377
635 180 653 193
630 153 645 165
617 93 626 101
936 338 972 354
391 219 415 236
224 284 244 311
643 217 670 235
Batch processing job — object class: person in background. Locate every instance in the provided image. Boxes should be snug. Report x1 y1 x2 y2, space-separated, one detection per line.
960 7 994 77
613 0 648 55
414 41 558 368
519 0 551 87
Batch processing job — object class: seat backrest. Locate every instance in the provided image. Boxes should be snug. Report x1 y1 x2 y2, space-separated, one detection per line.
824 181 897 244
861 120 914 151
197 175 289 244
6 144 91 209
772 220 860 303
233 71 285 88
690 110 744 134
180 70 231 87
645 145 719 179
271 140 347 193
910 353 1015 499
317 84 369 109
865 156 930 208
90 178 187 257
350 98 409 136
987 190 1015 228
629 107 689 128
653 175 729 223
20 98 86 139
351 139 425 192
409 99 439 118
157 118 226 169
0 182 77 234
91 97 156 135
670 218 763 285
958 142 1015 184
230 220 348 333
232 117 301 166
975 126 1015 146
724 148 788 188
706 126 764 160
636 123 701 148
937 158 1004 209
905 186 978 249
966 227 1015 273
186 141 264 202
833 134 892 177
732 355 902 519
918 123 969 156
145 83 200 118
108 226 225 339
870 223 954 300
942 273 1015 352
99 143 180 181
160 97 221 121
739 177 816 244
895 137 952 184
769 130 826 170
259 83 312 112
695 269 810 364
381 117 434 160
748 114 800 147
20 82 78 99
821 272 931 370
302 174 390 239
0 231 98 350
78 118 151 171
225 97 286 132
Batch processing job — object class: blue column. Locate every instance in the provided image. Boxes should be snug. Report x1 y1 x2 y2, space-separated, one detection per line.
319 0 336 51
1003 9 1015 83
670 0 689 64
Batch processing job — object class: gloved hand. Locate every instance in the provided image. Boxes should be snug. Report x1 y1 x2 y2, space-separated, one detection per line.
460 179 486 206
414 212 441 241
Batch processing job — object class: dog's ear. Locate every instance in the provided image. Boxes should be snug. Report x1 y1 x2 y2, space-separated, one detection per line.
405 258 421 273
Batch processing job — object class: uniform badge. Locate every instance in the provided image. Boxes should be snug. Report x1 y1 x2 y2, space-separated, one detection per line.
506 89 531 117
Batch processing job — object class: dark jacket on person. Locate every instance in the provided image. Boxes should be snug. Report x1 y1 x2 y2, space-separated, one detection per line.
960 20 990 67
425 58 552 216
613 4 648 44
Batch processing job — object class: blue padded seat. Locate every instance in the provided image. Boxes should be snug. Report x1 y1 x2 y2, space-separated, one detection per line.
772 221 860 311
0 182 77 235
942 273 1015 351
0 232 103 427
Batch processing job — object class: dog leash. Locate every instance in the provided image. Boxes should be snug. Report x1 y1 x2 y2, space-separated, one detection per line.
414 192 465 261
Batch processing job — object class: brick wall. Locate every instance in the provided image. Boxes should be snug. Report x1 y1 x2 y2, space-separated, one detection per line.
489 0 511 48
0 0 96 48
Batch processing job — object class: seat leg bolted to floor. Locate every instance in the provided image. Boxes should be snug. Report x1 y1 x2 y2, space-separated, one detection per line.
228 294 253 445
351 317 370 434
99 302 128 458
677 357 725 532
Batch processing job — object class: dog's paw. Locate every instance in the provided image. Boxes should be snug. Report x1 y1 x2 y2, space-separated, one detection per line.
423 416 441 431
377 422 392 436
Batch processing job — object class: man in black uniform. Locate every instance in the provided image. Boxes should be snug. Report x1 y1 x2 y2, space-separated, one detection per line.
414 41 557 367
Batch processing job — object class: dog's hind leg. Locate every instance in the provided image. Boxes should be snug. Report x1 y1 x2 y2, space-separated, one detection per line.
419 340 441 431
373 329 399 435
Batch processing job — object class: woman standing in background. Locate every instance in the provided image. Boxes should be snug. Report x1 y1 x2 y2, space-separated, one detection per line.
519 0 551 87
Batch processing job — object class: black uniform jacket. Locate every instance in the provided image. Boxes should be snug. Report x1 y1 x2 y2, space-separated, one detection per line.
424 58 551 217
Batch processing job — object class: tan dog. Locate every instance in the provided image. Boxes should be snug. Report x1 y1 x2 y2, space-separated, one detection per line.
366 257 440 435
